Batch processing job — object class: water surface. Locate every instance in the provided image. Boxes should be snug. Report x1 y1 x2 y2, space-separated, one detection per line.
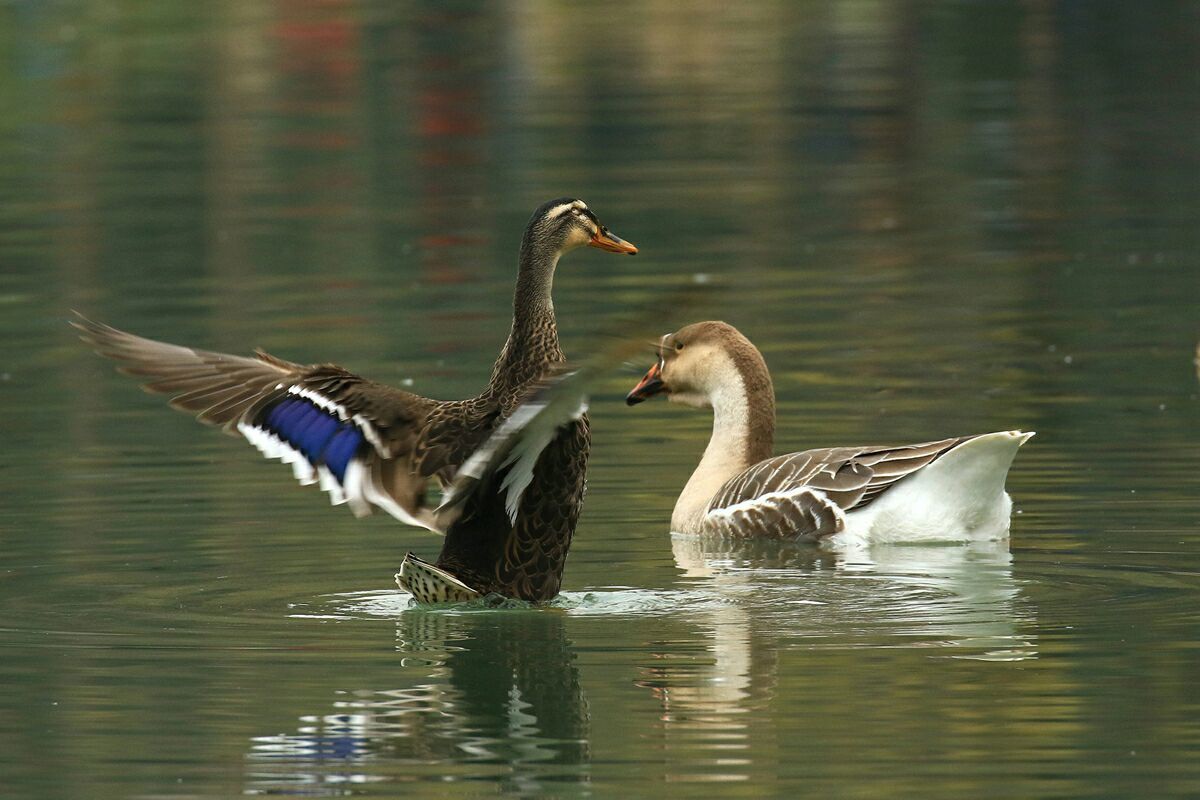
1 2 1198 797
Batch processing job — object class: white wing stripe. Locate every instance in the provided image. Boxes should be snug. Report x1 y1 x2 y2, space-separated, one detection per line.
707 485 840 520
351 413 389 457
287 385 347 419
238 422 316 485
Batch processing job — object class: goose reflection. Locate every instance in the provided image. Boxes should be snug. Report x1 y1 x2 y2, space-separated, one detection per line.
246 609 590 796
672 532 1034 658
636 535 1035 780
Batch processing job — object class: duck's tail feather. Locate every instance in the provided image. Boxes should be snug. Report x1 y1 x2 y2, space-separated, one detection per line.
395 553 482 604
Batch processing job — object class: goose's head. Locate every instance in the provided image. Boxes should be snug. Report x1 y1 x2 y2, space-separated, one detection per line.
525 197 638 258
626 321 765 408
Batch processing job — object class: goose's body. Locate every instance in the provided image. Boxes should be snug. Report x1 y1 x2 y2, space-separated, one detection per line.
626 321 1032 544
75 198 636 603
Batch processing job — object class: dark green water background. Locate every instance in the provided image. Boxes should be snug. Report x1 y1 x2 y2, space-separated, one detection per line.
1 2 1198 797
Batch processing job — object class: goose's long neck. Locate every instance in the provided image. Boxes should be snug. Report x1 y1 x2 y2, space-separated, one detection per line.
672 351 776 532
489 237 563 391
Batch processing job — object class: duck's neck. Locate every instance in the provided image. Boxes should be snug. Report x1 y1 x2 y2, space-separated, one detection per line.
672 353 776 532
489 238 563 391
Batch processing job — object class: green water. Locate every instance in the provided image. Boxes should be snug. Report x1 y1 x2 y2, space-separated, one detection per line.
2 2 1199 797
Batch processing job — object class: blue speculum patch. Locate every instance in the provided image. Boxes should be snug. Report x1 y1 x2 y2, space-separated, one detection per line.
263 397 365 482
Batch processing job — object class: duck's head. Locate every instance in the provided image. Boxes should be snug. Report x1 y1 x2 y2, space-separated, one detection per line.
626 321 764 408
524 197 638 258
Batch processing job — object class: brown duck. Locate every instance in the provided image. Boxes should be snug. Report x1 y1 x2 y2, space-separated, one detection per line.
74 198 637 603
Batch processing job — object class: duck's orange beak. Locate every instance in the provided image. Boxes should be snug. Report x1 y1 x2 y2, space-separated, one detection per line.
589 226 638 255
626 361 665 405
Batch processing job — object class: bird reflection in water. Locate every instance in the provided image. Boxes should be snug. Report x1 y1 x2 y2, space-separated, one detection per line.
245 609 590 796
636 534 1036 782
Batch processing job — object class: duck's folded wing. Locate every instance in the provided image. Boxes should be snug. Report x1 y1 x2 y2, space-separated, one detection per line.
435 362 588 526
72 314 447 532
434 328 651 526
703 436 975 540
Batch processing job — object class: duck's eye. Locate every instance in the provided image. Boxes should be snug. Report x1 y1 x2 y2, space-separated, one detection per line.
675 342 684 352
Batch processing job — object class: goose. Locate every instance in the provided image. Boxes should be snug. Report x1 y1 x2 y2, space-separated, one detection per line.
73 197 637 604
625 321 1033 543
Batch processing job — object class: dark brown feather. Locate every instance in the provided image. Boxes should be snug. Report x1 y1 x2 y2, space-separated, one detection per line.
73 313 447 529
73 245 590 603
70 198 635 602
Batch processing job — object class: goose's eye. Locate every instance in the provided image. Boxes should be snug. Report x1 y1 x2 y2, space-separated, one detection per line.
675 342 684 352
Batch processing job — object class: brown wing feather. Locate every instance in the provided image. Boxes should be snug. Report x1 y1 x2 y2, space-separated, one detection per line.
705 485 844 541
413 397 502 486
705 436 981 539
74 314 591 599
73 314 301 432
72 313 458 530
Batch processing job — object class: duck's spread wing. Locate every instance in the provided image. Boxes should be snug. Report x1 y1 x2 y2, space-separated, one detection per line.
73 314 451 532
703 436 975 540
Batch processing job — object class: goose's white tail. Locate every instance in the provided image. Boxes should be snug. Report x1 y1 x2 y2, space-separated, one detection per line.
838 430 1034 544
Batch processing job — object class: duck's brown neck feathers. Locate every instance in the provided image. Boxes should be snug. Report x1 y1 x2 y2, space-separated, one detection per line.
488 237 564 392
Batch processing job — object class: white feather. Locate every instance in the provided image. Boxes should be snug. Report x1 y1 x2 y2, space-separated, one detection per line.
341 459 371 517
706 485 833 520
351 413 389 457
317 466 346 505
287 385 348 420
238 422 316 484
836 431 1033 544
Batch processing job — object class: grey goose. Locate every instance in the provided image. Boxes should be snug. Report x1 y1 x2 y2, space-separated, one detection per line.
626 321 1033 543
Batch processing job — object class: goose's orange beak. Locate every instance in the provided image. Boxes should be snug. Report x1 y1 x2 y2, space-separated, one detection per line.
589 226 638 255
626 361 665 405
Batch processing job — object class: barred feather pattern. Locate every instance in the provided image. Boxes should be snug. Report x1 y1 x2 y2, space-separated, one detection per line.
703 437 976 540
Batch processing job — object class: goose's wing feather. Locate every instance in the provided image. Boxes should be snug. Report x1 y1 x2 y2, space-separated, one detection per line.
73 313 455 532
703 436 976 540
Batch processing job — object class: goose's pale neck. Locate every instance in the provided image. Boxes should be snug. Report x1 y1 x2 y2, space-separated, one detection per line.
672 349 776 532
489 239 563 390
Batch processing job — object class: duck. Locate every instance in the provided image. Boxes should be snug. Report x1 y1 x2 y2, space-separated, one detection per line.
624 321 1033 544
74 197 637 604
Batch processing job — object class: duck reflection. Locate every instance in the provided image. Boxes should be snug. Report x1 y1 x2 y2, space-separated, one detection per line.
246 609 590 796
636 535 1035 779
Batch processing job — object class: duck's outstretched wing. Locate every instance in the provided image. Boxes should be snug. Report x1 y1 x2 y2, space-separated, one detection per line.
703 437 976 540
72 313 452 532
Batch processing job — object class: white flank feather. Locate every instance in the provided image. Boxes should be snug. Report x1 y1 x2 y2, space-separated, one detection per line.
707 486 837 520
837 430 1034 544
